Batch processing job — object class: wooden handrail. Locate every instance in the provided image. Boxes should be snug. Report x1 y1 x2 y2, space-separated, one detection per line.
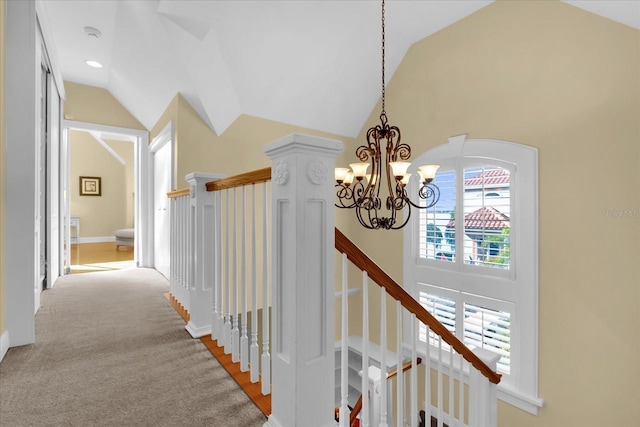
335 228 502 385
386 357 422 380
206 167 271 192
167 166 272 198
349 396 363 426
167 188 190 198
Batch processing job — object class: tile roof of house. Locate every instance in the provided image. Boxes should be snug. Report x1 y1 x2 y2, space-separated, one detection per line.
447 206 510 230
464 168 510 187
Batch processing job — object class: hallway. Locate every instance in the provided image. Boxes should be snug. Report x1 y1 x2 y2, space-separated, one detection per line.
0 268 265 427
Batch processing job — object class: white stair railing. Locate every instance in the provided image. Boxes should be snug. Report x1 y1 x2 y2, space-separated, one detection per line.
335 228 501 427
167 133 499 427
168 188 189 314
208 168 273 397
168 173 224 338
168 168 274 398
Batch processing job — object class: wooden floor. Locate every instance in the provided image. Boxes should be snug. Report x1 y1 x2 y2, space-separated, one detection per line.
70 242 134 274
164 293 272 417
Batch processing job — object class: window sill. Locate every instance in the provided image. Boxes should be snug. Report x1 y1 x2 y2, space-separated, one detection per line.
403 343 544 416
497 384 544 415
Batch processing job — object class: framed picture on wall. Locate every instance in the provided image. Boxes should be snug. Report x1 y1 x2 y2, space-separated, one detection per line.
79 176 102 196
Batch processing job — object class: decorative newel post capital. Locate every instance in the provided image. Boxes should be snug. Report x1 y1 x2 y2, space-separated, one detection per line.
264 132 343 163
185 172 225 198
263 133 343 427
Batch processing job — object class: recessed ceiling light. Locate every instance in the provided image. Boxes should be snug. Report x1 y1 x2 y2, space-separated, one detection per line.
85 60 103 68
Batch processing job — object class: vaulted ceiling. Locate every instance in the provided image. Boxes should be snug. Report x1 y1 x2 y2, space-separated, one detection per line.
38 0 640 138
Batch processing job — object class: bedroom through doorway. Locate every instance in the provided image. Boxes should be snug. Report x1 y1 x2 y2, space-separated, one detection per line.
61 121 151 275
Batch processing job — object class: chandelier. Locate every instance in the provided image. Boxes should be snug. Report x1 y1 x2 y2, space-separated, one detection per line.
335 0 440 230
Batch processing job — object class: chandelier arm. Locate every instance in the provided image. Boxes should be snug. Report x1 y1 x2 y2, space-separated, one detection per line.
335 184 353 205
385 143 397 203
421 183 441 205
406 198 425 209
390 204 412 230
356 205 375 230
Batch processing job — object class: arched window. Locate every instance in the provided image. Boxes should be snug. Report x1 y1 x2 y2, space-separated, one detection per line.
404 135 543 414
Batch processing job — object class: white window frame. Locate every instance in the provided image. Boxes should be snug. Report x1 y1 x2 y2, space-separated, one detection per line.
403 135 544 414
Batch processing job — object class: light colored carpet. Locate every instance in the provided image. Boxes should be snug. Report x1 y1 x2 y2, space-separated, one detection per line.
0 268 266 427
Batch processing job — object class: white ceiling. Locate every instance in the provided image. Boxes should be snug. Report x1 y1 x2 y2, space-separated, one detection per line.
37 0 640 138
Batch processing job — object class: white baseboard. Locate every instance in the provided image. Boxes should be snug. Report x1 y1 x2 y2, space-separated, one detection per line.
263 415 283 427
77 236 116 244
185 322 211 339
0 330 9 363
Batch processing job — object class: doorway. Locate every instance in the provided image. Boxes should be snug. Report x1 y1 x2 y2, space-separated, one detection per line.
61 121 151 274
150 122 174 280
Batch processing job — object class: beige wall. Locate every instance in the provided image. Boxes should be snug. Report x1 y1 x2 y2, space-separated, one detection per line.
110 140 135 227
69 132 133 237
151 93 350 190
63 82 145 130
0 0 7 336
343 2 638 426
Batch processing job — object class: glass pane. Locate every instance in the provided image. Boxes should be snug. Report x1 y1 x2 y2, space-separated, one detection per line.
418 170 456 262
419 291 456 350
463 303 511 374
461 166 511 269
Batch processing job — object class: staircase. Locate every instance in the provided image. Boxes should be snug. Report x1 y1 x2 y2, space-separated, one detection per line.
166 133 501 427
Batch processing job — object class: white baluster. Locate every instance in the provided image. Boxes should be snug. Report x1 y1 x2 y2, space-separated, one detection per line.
241 185 249 372
169 197 175 297
182 195 188 309
458 352 465 427
224 189 232 354
425 326 432 424
411 315 418 427
437 336 443 427
449 341 454 424
261 181 271 396
380 287 388 427
250 184 259 382
361 271 369 427
176 197 181 304
396 300 403 427
232 187 240 363
213 188 223 341
340 253 349 427
185 194 190 308
179 196 185 306
178 197 182 306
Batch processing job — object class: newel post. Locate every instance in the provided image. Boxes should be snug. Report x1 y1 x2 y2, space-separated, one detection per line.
264 134 343 427
469 348 500 427
185 172 225 338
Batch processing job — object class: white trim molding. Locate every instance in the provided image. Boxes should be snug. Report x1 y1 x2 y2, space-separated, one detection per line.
0 331 10 363
76 236 116 244
63 120 151 269
498 386 545 415
404 134 542 415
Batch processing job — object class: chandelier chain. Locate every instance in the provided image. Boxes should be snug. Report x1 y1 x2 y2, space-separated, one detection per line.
381 0 386 115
